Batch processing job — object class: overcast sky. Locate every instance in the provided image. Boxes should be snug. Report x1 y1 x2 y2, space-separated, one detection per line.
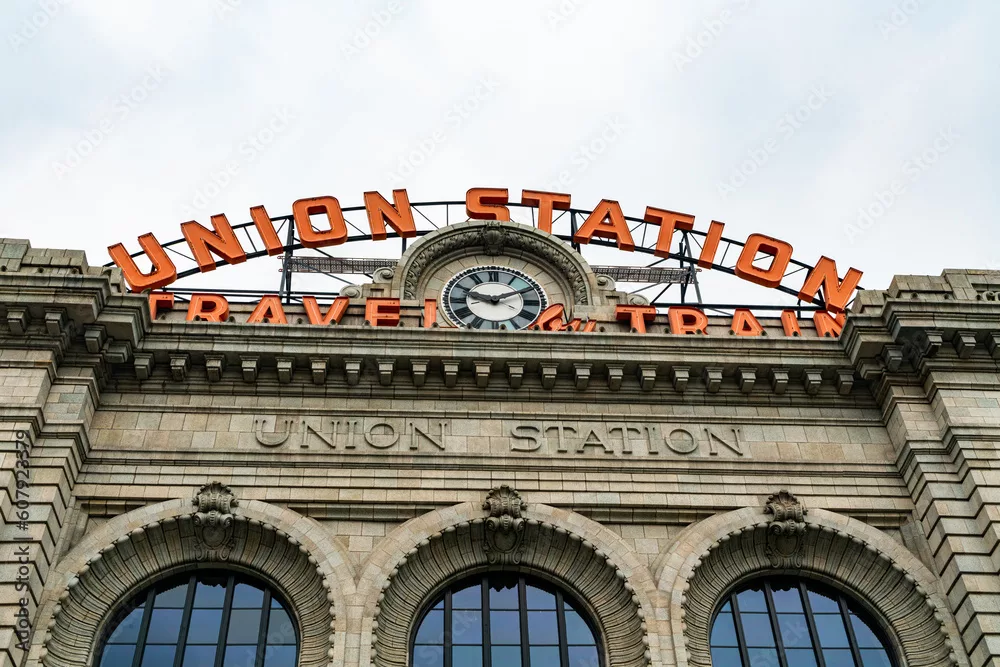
2 0 996 306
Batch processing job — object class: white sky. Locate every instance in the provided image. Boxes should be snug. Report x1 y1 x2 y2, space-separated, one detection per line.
2 0 996 306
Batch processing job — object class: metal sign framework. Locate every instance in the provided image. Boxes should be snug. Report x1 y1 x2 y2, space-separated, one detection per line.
108 200 856 316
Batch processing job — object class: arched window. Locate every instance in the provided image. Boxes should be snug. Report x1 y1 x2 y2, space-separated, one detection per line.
710 578 895 667
412 573 602 667
96 570 297 667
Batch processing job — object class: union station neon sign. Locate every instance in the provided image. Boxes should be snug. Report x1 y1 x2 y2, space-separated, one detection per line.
108 187 862 337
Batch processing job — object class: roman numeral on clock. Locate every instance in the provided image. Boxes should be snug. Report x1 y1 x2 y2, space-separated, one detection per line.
487 270 499 282
454 305 473 319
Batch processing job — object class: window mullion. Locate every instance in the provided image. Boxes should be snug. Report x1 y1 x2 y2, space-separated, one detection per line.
444 589 453 667
482 579 492 667
555 589 570 667
798 582 828 667
763 582 790 667
837 596 866 667
171 575 197 667
131 588 157 667
518 577 530 667
729 593 752 667
214 576 237 667
255 588 272 667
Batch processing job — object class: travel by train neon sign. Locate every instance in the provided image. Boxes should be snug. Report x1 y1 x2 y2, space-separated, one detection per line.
108 187 863 337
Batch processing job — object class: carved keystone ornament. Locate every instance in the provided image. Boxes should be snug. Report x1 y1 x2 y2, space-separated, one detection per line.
763 490 807 568
192 481 239 561
482 485 527 564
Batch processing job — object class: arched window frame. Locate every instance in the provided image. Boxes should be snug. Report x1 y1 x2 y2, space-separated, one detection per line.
709 576 899 667
95 569 299 667
410 572 606 667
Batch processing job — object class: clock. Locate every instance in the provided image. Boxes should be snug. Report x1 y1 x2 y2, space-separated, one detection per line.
442 265 548 330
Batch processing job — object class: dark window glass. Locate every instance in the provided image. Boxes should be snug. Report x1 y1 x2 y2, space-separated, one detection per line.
710 578 897 667
412 573 602 666
95 571 298 667
100 645 135 667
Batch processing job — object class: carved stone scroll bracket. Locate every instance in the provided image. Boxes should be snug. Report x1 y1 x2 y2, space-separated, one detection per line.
482 485 527 565
192 482 239 562
764 490 807 568
507 361 525 389
607 363 624 391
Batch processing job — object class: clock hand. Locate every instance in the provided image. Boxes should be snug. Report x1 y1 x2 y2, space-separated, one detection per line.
466 292 493 303
466 291 518 310
496 286 537 299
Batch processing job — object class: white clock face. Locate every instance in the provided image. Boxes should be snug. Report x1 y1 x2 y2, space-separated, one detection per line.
442 265 548 330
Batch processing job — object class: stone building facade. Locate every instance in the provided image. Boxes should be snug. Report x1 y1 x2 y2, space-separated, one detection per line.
1 223 999 667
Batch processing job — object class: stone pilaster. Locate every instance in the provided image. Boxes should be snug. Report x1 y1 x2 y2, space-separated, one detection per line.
0 240 142 667
847 269 1000 667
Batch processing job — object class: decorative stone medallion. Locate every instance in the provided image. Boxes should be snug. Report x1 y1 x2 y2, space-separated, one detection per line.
192 481 238 561
763 489 807 568
482 485 527 564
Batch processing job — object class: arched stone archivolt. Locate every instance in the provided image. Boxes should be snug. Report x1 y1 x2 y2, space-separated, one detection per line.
655 500 966 667
388 220 604 304
28 484 356 667
357 489 658 667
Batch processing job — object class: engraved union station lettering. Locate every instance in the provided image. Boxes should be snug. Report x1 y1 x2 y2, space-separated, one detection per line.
253 416 744 457
509 422 744 457
254 417 448 452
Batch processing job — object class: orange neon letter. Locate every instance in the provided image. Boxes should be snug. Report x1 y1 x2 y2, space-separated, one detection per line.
247 295 288 324
186 294 230 322
466 187 510 221
365 298 400 327
364 189 416 241
735 234 793 289
532 304 566 331
148 292 175 320
730 309 764 336
521 190 571 233
643 207 695 258
780 310 802 337
303 296 348 325
697 221 725 268
250 205 285 256
108 233 178 292
667 306 708 335
292 196 348 248
615 305 657 333
181 214 247 272
423 299 438 328
798 257 863 314
573 200 635 251
813 311 846 338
